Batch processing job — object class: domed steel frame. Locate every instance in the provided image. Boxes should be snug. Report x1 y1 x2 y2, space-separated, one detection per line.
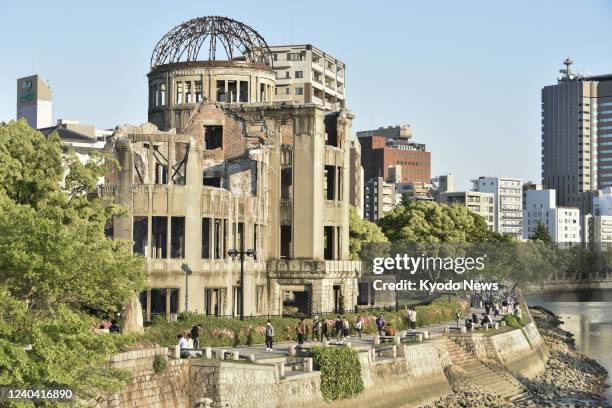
151 16 272 69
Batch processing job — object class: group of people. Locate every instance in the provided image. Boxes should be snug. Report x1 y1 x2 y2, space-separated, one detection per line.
177 325 203 358
464 292 524 329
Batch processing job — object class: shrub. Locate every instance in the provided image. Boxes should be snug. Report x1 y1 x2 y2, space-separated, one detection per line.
152 354 167 373
312 346 364 401
503 314 523 329
246 327 254 346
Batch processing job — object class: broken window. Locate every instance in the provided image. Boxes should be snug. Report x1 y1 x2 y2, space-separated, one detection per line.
324 114 338 147
133 150 148 184
170 217 185 259
150 142 168 184
337 169 343 201
133 216 148 256
195 81 203 102
325 165 336 200
223 219 228 259
205 288 226 316
202 218 211 259
324 226 334 260
260 83 266 101
172 142 188 185
186 81 193 103
176 82 183 104
253 224 258 254
203 176 221 187
280 225 291 259
228 80 237 103
236 222 244 251
281 167 293 199
150 288 167 316
239 81 248 102
216 80 226 102
214 219 222 259
204 125 223 149
156 83 166 106
151 216 167 259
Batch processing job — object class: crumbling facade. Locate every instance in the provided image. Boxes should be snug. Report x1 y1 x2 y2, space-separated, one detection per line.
104 16 360 319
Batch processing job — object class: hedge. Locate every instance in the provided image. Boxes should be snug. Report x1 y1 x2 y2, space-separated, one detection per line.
144 297 466 348
312 346 364 401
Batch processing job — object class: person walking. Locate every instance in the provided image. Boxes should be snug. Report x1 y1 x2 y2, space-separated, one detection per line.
177 333 189 358
321 318 329 341
334 315 343 343
297 317 307 346
376 315 385 336
265 320 274 351
342 316 350 339
354 317 363 339
191 325 201 349
312 316 321 342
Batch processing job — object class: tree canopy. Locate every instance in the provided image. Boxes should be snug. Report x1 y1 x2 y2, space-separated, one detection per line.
377 200 506 243
348 206 388 260
0 120 145 400
529 221 552 243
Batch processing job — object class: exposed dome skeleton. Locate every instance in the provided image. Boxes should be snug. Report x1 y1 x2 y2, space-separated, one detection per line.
150 16 272 68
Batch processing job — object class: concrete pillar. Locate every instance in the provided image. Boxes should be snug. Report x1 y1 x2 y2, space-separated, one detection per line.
392 345 397 358
204 347 212 359
289 345 296 356
249 354 256 363
232 351 240 361
304 357 313 372
369 348 375 362
393 335 401 346
374 335 380 345
444 326 450 333
501 321 507 327
278 362 285 378
416 333 423 342
172 345 181 360
460 326 467 334
494 323 499 330
422 330 430 339
217 349 226 360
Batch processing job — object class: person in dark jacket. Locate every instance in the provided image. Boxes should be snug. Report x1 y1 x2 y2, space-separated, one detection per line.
109 320 121 333
376 315 385 336
190 325 201 349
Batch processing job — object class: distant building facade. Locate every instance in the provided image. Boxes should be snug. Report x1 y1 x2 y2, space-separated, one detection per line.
16 74 53 129
269 44 345 111
473 176 523 238
523 189 580 243
364 177 399 221
357 125 431 185
349 139 364 217
438 191 495 231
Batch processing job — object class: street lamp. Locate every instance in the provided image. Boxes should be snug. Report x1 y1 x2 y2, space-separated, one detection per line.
181 263 192 313
228 248 256 321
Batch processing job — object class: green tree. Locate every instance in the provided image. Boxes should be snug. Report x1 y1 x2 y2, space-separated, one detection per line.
0 120 146 400
348 206 387 260
529 221 552 243
377 200 504 243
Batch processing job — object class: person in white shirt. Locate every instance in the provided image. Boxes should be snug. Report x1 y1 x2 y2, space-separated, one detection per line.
178 334 189 358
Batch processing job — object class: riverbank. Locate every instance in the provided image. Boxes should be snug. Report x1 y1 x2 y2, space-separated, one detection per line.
423 307 609 408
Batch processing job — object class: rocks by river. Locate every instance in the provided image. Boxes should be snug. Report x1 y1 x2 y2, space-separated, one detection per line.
422 307 609 408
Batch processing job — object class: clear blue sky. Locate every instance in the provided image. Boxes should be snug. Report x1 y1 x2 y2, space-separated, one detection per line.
1 0 611 189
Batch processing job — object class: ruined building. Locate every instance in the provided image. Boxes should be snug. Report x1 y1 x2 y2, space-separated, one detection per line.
103 16 360 319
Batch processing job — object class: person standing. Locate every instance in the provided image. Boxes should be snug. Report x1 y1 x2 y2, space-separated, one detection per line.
409 308 417 330
334 315 343 343
376 315 385 336
312 316 321 342
265 320 275 351
342 316 349 339
191 325 201 349
297 317 306 346
354 317 363 339
178 333 189 358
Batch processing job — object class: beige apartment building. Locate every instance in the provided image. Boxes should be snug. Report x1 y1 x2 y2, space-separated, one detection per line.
439 191 496 231
269 45 346 111
103 17 360 319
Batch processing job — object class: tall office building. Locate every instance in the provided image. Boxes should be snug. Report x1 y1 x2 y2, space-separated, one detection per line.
16 74 53 129
523 189 580 243
541 58 612 207
473 176 523 238
269 45 345 110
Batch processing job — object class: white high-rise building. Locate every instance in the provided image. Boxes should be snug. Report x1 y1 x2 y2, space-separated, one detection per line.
16 75 53 129
473 177 523 238
523 189 580 243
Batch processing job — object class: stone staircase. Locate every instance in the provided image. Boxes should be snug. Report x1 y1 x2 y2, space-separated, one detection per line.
446 337 529 402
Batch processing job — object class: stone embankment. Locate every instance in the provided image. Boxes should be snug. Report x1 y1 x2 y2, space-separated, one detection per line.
423 308 609 408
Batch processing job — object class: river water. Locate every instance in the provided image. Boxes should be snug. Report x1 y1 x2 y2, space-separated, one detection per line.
526 291 612 399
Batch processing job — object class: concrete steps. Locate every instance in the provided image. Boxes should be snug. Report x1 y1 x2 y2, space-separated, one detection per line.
446 337 529 402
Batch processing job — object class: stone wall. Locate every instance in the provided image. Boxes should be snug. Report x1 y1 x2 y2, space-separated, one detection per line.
189 360 324 408
96 347 190 408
